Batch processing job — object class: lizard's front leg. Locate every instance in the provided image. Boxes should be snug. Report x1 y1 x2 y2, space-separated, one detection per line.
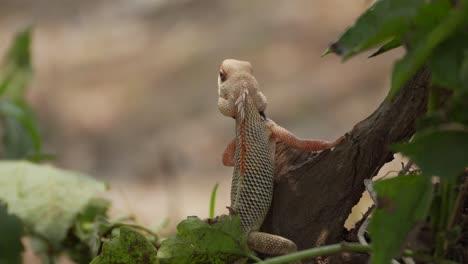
222 138 236 167
266 119 344 151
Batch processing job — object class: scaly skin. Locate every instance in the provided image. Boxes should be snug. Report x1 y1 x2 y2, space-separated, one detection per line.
218 59 344 262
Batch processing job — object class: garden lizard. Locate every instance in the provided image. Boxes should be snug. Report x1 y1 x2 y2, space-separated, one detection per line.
217 59 344 261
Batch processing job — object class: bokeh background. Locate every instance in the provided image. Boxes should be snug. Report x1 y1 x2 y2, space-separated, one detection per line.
0 0 405 262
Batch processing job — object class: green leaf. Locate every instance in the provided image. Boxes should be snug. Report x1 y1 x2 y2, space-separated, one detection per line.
369 38 402 58
369 175 433 264
461 50 468 91
90 227 158 264
0 161 107 249
0 100 42 159
0 205 24 264
0 28 32 99
158 216 249 264
6 28 32 68
389 2 467 98
429 32 468 90
328 0 426 59
393 129 468 179
64 198 111 264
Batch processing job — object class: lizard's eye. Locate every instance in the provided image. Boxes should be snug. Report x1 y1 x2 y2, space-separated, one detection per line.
219 70 227 82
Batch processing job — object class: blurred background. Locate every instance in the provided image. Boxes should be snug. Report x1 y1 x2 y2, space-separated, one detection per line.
0 0 405 261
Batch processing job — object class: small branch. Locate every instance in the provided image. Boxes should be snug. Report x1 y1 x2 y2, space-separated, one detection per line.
357 214 371 245
400 160 415 175
249 253 263 262
258 243 371 264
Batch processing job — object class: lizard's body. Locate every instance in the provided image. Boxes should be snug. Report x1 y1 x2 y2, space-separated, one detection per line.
217 59 343 260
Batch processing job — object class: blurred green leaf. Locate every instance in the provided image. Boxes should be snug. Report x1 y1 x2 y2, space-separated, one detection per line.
90 227 158 264
0 100 41 159
328 0 426 59
64 198 111 264
0 28 32 99
0 205 24 264
389 1 467 98
6 28 32 68
393 130 468 179
429 34 468 90
369 175 433 264
449 91 468 126
0 161 107 250
158 216 249 264
369 38 402 58
461 50 468 91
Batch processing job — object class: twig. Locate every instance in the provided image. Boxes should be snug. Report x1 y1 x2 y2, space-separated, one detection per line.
357 214 371 245
400 160 414 175
364 179 377 205
257 242 371 264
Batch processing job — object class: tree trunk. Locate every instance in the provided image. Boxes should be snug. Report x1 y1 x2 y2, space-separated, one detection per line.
261 67 431 263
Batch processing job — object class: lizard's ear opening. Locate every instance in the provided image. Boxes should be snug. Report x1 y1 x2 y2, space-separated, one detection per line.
259 111 266 120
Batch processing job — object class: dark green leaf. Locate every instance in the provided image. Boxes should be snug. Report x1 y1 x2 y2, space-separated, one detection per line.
328 0 426 59
460 50 468 91
0 205 24 264
0 100 42 159
0 28 32 99
393 130 468 179
90 227 158 264
389 1 467 98
429 33 468 90
158 216 249 264
369 38 402 58
370 175 433 264
6 28 32 68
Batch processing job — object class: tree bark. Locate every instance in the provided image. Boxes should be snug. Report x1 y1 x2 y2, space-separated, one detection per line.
261 67 431 263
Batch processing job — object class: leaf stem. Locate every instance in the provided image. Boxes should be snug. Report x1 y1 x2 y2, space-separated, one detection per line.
209 183 219 218
248 253 263 262
257 242 371 264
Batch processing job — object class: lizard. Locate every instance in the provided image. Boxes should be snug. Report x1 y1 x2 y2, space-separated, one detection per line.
217 59 344 261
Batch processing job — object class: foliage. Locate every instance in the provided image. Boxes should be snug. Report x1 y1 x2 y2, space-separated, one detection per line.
158 216 251 264
327 0 468 263
0 161 107 250
1 0 467 262
90 227 159 264
369 175 433 263
0 28 44 160
0 205 23 264
394 130 468 179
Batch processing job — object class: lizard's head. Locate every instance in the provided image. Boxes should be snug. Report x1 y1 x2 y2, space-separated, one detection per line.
217 59 267 119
